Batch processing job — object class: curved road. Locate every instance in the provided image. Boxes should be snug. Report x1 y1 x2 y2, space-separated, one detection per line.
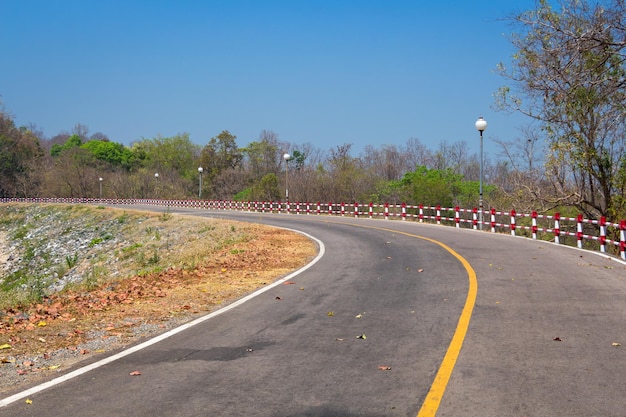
2 207 626 416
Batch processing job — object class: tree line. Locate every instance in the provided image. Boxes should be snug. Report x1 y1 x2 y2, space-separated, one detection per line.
0 115 497 209
1 0 624 223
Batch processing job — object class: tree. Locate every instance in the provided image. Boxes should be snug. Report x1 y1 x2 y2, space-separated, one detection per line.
395 166 479 207
496 0 626 220
81 140 136 169
241 131 280 181
50 134 82 157
201 130 242 176
134 134 200 177
0 110 43 197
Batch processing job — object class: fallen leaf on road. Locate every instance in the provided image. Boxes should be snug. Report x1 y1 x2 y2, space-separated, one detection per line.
553 337 562 341
275 296 282 300
0 344 11 350
327 311 334 316
612 342 621 347
355 314 362 319
378 365 392 371
129 370 142 376
418 269 424 273
25 398 32 404
356 334 367 339
284 281 296 285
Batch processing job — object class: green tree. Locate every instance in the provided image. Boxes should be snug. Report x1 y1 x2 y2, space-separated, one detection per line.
50 134 82 157
201 130 242 177
81 140 136 169
134 134 199 177
496 0 626 220
394 166 491 208
200 130 243 198
242 134 280 181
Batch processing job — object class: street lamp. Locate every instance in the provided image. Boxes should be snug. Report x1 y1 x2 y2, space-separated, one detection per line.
154 173 159 198
283 153 291 209
99 177 103 199
475 116 487 230
198 167 203 199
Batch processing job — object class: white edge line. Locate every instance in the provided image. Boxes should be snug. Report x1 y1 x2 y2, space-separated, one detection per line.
0 227 325 408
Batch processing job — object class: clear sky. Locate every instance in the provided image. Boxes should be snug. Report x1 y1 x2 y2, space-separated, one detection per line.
1 0 536 156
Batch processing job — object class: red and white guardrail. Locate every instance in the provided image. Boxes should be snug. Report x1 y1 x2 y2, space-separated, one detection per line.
3 198 626 261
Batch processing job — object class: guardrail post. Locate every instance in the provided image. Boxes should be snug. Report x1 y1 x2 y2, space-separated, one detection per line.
354 202 359 218
491 208 496 233
554 213 561 244
419 204 424 223
455 206 460 228
619 220 626 261
532 211 538 240
384 203 389 219
472 208 478 230
402 202 407 221
369 202 373 219
510 209 516 236
436 205 441 224
577 214 584 249
341 202 345 216
599 216 607 253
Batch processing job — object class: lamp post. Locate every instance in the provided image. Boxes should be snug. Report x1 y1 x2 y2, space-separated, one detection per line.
154 173 159 198
198 167 203 199
475 116 487 230
283 153 291 209
99 177 103 199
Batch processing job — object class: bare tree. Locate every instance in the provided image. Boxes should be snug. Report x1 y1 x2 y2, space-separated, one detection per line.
496 0 626 219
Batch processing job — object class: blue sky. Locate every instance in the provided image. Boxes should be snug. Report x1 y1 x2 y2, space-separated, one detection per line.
1 0 536 157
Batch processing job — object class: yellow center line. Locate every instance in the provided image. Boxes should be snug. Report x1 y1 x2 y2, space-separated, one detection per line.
328 221 478 416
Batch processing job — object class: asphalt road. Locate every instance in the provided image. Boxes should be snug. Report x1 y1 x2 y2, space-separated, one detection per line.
2 208 626 417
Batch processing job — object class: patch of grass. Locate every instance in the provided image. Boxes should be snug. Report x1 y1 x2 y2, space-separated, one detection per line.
23 243 36 261
89 233 113 247
66 253 79 268
120 243 143 261
145 226 161 240
159 209 172 221
0 269 29 292
12 224 31 240
147 250 160 265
